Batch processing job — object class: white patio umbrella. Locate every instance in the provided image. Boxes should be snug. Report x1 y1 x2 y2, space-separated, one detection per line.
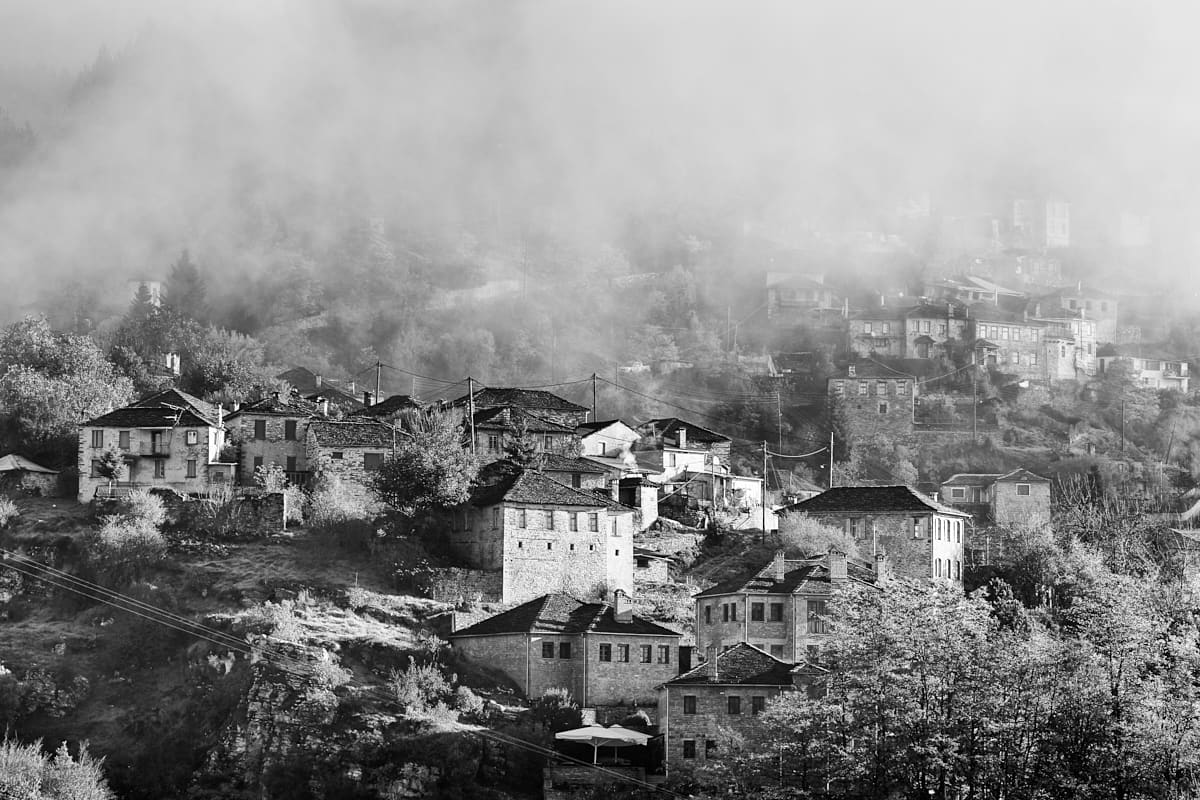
555 724 652 764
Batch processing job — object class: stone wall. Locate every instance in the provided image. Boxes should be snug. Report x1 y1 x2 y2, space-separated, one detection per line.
585 633 679 706
305 432 388 513
231 413 312 480
993 481 1051 529
661 683 789 776
634 558 670 584
78 424 222 502
151 489 288 537
802 510 964 584
420 568 502 605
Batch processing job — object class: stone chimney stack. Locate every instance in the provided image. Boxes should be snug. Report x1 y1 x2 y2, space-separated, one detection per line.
315 374 323 388
613 589 632 624
677 427 687 449
874 552 887 580
768 549 787 583
363 391 374 407
705 645 719 682
319 397 330 417
827 549 847 583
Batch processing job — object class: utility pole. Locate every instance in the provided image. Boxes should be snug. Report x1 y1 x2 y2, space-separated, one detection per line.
467 376 476 456
972 371 978 443
1120 397 1126 452
592 373 598 423
762 440 768 538
776 391 783 453
828 431 834 489
374 361 382 405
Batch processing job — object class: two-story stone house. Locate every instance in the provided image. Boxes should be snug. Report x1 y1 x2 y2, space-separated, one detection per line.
693 550 881 661
471 406 579 459
576 419 640 460
779 486 969 583
305 420 398 508
536 453 608 491
452 387 591 430
634 418 732 485
658 643 818 776
849 304 969 360
940 468 1051 529
448 467 636 605
826 364 917 447
1097 345 1190 392
449 591 681 711
225 391 324 486
77 388 236 501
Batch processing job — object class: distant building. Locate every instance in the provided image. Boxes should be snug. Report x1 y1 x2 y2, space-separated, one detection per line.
826 364 917 447
448 467 636 605
471 406 580 459
450 591 682 709
779 486 968 583
453 387 591 430
78 388 235 501
1097 345 1190 392
576 420 640 460
658 643 820 776
1039 285 1119 343
693 550 881 661
276 367 366 415
1013 198 1070 249
0 454 58 496
765 273 839 323
939 468 1052 529
847 303 969 360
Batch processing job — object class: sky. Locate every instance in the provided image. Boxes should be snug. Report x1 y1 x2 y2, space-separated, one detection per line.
0 0 1198 315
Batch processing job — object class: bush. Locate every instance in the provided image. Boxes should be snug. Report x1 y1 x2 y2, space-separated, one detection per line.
242 601 305 644
453 685 485 719
119 489 167 529
309 655 352 689
0 496 18 529
390 657 454 717
91 516 167 585
305 473 370 533
528 688 581 733
777 513 859 559
0 738 114 800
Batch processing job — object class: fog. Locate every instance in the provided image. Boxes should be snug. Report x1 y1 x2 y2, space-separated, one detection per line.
0 0 1198 320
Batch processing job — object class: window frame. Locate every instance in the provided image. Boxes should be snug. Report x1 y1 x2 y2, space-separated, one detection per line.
284 420 297 441
727 696 741 715
750 602 765 621
559 642 571 659
640 644 652 663
253 420 266 440
599 643 612 662
682 739 696 759
617 644 630 663
769 603 784 622
542 641 555 659
682 695 697 715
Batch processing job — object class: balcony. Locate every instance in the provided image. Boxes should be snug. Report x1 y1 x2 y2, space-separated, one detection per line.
93 482 146 499
139 442 171 457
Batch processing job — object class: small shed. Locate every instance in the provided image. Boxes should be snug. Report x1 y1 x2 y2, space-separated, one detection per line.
0 454 59 496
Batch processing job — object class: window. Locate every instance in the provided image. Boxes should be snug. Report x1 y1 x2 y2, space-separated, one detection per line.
706 740 717 756
588 513 599 532
913 517 922 538
89 459 101 478
331 451 343 460
570 513 578 532
955 561 961 580
599 442 607 455
769 603 783 621
492 508 500 528
667 452 677 468
657 645 670 664
682 740 696 759
618 644 629 662
544 435 553 450
1001 327 1009 340
1031 330 1039 342
751 602 764 621
704 605 712 624
546 510 555 529
153 460 165 479
881 322 890 335
730 603 738 621
286 456 296 472
849 518 860 537
722 604 729 622
559 642 571 659
683 696 697 715
546 542 552 550
864 322 873 334
253 456 264 470
938 323 946 336
542 642 555 658
599 643 612 661
936 560 942 577
752 696 766 715
857 381 867 396
951 487 965 499
118 431 130 449
878 402 889 414
807 600 828 634
363 453 384 471
897 381 909 396
253 420 266 440
186 459 197 478
518 509 527 528
832 380 844 396
1017 483 1030 496
640 645 652 663
1031 352 1038 366
612 519 618 536
770 644 785 658
488 434 500 452
571 473 581 488
284 420 297 441
727 696 741 715
876 380 887 396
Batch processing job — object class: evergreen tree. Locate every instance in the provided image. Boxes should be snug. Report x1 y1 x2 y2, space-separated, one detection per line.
164 249 208 322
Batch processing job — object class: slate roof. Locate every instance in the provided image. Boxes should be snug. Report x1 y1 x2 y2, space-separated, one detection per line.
456 387 588 413
309 420 397 449
665 643 796 686
84 388 221 428
781 485 970 517
278 367 365 408
830 363 918 381
0 454 57 474
536 453 607 475
226 392 322 420
637 418 731 445
470 468 629 511
349 394 424 419
473 406 575 434
694 554 876 598
995 468 1050 483
942 473 1001 487
575 419 626 434
450 593 681 638
912 335 936 345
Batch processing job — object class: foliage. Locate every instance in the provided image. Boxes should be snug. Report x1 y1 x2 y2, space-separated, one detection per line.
94 443 125 487
389 657 455 718
305 472 371 533
528 687 582 733
90 514 167 585
373 410 479 517
776 513 859 559
253 464 304 524
243 601 305 644
0 495 18 528
0 737 114 800
119 488 168 529
163 249 209 322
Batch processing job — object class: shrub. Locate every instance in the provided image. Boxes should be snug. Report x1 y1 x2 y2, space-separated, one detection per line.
777 513 860 559
309 655 352 689
119 489 167 529
0 738 114 800
253 464 289 493
0 496 18 529
91 516 167 585
453 685 485 719
305 473 370 533
528 688 581 733
389 657 453 717
243 601 305 644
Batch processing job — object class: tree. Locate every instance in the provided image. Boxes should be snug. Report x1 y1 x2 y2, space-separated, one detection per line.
777 513 859 559
0 737 114 799
373 411 479 517
163 249 208 322
95 443 125 493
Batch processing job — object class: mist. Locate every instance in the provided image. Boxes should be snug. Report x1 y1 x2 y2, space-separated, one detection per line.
0 0 1198 323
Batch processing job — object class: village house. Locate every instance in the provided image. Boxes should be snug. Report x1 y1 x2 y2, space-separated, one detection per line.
633 547 674 585
305 420 398 508
535 452 609 491
1040 284 1119 343
576 419 640 460
225 391 324 486
348 393 424 425
848 303 969 360
1097 344 1190 392
576 419 660 528
693 550 880 660
448 467 636 605
765 273 839 323
276 366 366 415
77 388 236 501
826 364 917 447
1027 300 1099 378
658 643 820 776
940 468 1052 529
471 406 580 459
449 591 682 712
0 454 58 496
779 486 969 583
454 387 591 429
634 418 732 486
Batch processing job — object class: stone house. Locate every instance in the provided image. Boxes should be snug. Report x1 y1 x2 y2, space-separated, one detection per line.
779 486 969 584
693 550 880 660
348 393 424 425
305 420 398 509
848 303 969 360
1097 345 1190 392
847 307 907 358
471 406 580 459
448 467 636 605
967 306 1048 377
576 419 640 460
826 364 917 447
765 273 839 322
658 643 816 776
535 453 609 491
452 387 591 430
1040 284 1119 343
634 418 732 485
225 391 324 486
449 591 682 710
940 468 1051 529
77 388 236 501
0 454 58 496
633 547 674 585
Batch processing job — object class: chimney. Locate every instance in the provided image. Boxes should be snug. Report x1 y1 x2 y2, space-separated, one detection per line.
232 401 241 412
827 549 847 583
705 645 719 682
874 552 886 577
272 391 280 401
613 589 632 624
767 549 786 583
348 380 356 392
319 397 330 417
848 365 856 377
364 391 374 407
879 293 886 307
677 427 687 449
315 374 323 388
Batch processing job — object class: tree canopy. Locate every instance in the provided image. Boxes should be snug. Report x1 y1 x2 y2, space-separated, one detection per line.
372 411 479 517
